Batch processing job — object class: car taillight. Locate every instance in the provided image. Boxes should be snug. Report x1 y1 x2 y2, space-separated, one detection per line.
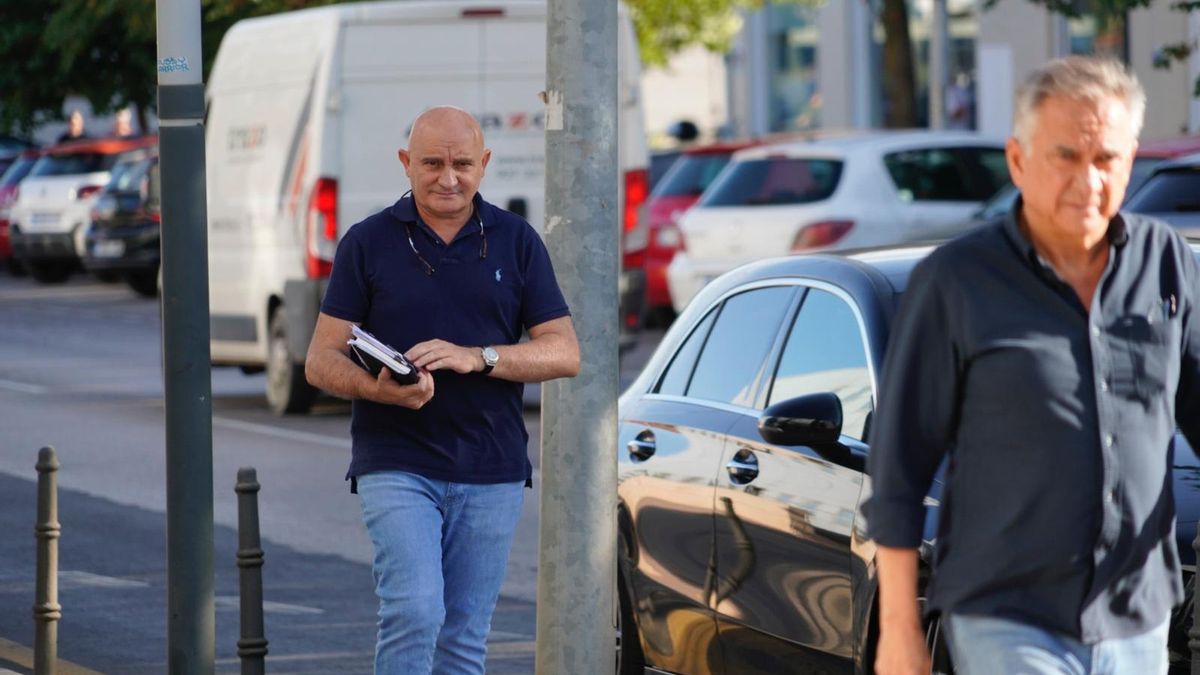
75 185 103 200
306 177 338 278
623 169 648 233
790 220 853 252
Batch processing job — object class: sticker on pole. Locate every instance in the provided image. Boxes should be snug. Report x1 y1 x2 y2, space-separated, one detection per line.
539 90 564 131
158 57 191 73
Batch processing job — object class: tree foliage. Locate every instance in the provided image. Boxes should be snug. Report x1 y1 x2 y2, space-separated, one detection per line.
0 0 356 136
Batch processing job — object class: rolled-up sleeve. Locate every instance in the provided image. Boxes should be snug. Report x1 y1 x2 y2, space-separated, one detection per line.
864 252 962 548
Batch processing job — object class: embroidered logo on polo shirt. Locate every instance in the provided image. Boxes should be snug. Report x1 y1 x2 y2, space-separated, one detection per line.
495 269 502 282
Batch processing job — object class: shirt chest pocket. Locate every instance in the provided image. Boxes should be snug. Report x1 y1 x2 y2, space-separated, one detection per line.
1106 313 1174 404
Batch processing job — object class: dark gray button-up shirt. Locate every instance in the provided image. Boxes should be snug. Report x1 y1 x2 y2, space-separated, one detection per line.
865 204 1200 642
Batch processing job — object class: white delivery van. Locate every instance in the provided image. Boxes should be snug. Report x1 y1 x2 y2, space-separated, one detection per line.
205 0 649 414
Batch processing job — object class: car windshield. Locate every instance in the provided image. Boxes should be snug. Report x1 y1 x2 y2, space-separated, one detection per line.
700 157 843 207
30 152 118 177
1124 167 1200 213
109 158 153 193
1127 156 1164 197
651 153 734 199
0 154 38 188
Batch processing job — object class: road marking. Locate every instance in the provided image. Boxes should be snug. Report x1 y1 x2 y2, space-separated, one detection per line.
0 637 104 675
0 285 128 302
0 379 47 394
59 571 149 589
214 596 324 615
214 650 368 665
212 416 351 449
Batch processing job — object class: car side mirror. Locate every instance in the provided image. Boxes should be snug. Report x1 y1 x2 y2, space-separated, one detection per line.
757 392 842 446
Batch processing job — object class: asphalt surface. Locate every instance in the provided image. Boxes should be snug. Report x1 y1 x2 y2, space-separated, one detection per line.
0 270 662 674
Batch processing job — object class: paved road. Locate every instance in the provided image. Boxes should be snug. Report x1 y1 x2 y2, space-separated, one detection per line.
0 272 663 673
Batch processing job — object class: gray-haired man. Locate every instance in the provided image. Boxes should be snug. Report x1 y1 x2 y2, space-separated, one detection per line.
867 56 1200 674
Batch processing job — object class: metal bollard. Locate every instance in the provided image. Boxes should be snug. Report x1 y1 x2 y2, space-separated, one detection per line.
34 446 61 675
236 467 268 675
1192 524 1200 674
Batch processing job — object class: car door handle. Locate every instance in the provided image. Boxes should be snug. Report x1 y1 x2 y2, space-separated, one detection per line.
627 431 656 462
726 449 759 485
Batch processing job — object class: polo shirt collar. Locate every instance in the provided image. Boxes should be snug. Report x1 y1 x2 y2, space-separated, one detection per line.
388 192 493 234
1003 195 1130 273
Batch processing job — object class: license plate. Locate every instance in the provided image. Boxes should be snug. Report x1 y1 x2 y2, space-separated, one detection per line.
92 240 125 258
32 212 60 225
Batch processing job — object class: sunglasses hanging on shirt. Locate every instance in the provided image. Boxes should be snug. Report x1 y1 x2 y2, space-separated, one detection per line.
400 190 487 276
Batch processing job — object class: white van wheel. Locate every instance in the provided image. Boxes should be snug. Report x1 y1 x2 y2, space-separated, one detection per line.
266 309 316 415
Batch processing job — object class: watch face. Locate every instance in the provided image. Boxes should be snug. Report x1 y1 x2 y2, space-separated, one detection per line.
483 347 499 365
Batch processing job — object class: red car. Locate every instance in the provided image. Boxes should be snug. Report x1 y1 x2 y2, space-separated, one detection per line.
623 140 762 324
0 148 42 272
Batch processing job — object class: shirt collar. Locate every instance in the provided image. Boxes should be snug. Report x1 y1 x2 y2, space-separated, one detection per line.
388 191 492 230
1002 195 1130 272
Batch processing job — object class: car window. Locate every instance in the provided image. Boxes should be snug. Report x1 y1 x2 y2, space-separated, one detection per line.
1124 168 1200 213
686 286 795 407
0 155 37 188
1126 156 1163 199
768 288 873 440
656 308 718 396
885 146 1008 202
652 153 734 199
110 158 152 193
30 152 118 177
699 157 842 207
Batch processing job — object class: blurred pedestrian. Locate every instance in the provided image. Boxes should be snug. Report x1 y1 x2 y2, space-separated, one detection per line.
945 72 974 130
866 55 1200 675
304 106 579 674
56 109 88 143
112 109 135 138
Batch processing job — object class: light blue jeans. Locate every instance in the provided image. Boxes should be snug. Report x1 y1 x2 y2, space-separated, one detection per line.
945 613 1170 675
358 470 525 675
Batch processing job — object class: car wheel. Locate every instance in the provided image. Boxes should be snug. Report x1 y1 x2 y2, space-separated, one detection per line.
266 309 315 415
27 261 71 284
616 569 645 675
125 269 159 297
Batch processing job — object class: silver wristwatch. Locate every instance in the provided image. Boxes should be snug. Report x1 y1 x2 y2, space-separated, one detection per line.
480 346 499 375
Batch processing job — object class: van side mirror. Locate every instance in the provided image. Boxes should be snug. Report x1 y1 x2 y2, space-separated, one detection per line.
757 392 842 446
507 197 528 218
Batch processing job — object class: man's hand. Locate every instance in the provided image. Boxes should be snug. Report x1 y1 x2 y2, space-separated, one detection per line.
407 339 482 374
367 367 435 409
874 620 931 675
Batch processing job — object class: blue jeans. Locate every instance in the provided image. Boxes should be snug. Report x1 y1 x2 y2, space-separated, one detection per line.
944 613 1169 675
358 470 525 675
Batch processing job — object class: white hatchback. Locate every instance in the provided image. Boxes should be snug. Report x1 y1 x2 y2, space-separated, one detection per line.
666 130 1008 312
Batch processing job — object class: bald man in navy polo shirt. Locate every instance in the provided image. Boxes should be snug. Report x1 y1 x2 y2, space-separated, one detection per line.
305 106 579 674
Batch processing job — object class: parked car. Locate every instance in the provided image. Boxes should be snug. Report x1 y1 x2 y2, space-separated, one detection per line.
616 243 1200 675
0 148 42 274
665 131 1009 313
625 140 763 324
8 136 156 283
82 149 160 296
1125 152 1200 237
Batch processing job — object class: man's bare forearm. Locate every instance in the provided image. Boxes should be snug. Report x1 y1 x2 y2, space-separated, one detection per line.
877 545 922 628
490 331 579 382
305 346 374 400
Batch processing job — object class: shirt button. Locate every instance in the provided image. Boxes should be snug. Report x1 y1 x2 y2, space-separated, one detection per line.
1091 325 1101 337
1104 490 1115 504
1104 433 1114 448
1099 379 1110 393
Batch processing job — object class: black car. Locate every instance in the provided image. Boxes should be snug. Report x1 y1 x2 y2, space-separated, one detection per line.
616 244 1200 674
83 150 160 296
1125 152 1200 238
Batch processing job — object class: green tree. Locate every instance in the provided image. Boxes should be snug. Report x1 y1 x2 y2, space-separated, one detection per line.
0 0 358 136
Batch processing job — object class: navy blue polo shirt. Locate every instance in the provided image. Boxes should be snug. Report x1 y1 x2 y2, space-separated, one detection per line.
320 193 570 485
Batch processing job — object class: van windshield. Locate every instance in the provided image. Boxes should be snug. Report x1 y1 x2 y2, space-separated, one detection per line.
700 157 843 207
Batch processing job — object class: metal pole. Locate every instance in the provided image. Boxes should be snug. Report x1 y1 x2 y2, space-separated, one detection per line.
537 0 618 672
156 0 215 672
235 467 268 675
929 0 948 129
33 446 60 675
